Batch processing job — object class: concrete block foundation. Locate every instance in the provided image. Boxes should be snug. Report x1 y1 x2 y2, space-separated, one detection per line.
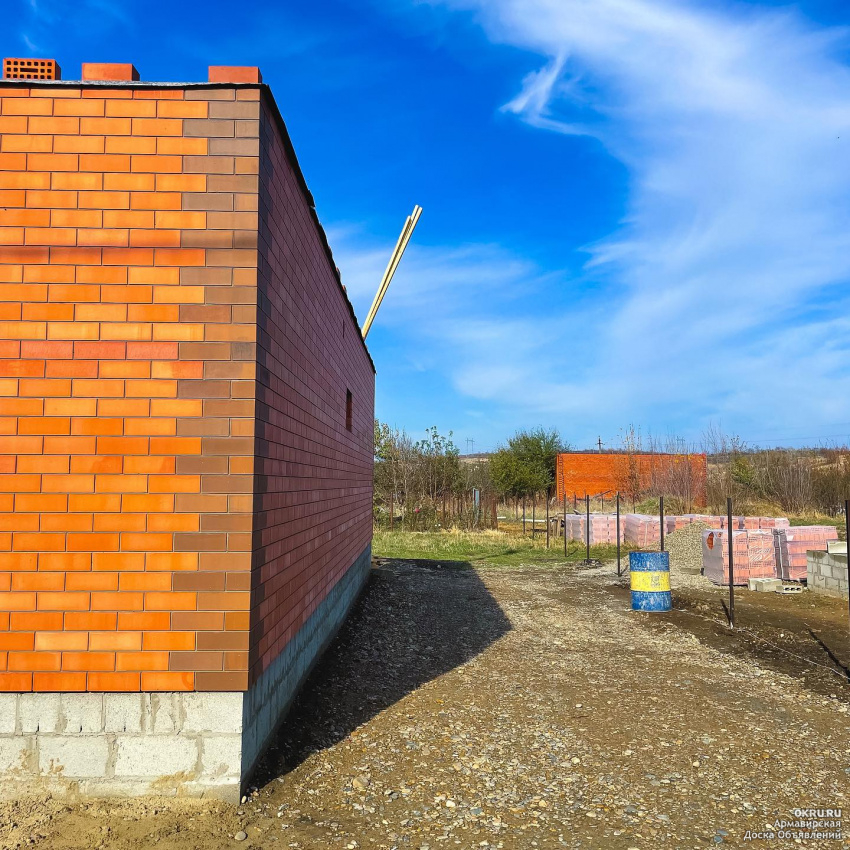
0 547 370 801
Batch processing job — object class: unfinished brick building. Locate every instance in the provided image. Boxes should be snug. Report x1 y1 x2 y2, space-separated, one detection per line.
0 61 375 799
556 452 707 505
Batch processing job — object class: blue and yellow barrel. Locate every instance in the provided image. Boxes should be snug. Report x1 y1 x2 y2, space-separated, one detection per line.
629 551 672 612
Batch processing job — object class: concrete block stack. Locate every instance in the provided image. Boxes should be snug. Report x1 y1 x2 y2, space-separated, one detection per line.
807 549 849 598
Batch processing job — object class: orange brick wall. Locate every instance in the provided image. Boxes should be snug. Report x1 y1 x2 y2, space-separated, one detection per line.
556 452 707 504
0 80 373 694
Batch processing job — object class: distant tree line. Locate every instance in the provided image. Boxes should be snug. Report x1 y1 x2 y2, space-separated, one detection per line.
615 424 850 516
374 423 568 530
489 428 568 516
703 427 850 515
373 421 494 530
375 418 850 530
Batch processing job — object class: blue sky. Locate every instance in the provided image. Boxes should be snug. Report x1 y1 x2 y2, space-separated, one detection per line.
9 0 850 451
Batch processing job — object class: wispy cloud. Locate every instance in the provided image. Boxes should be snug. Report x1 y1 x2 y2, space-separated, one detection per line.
17 0 130 54
396 0 850 446
329 224 551 316
20 32 41 52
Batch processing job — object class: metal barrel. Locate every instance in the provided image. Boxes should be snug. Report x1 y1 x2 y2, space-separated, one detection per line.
629 551 672 612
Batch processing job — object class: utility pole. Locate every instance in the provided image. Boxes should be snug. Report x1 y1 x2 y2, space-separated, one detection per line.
597 436 604 453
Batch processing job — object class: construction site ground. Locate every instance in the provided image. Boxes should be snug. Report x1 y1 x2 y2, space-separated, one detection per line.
3 556 850 850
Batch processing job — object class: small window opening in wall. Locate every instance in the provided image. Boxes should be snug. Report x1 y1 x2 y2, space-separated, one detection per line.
346 389 353 431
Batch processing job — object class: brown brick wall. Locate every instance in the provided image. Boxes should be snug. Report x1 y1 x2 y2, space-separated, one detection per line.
250 101 374 685
0 80 374 693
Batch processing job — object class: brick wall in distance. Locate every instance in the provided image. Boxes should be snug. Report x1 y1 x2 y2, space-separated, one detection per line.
250 101 375 685
0 82 260 692
556 452 707 504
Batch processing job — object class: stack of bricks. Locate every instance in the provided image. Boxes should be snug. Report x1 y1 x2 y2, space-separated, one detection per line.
773 526 838 581
563 513 624 544
701 529 777 585
623 514 662 547
0 62 375 703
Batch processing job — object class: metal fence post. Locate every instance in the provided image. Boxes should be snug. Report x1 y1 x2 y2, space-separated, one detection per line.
585 493 590 563
845 500 850 627
523 497 526 535
659 495 665 552
616 491 621 576
546 489 550 548
727 496 735 629
563 495 567 558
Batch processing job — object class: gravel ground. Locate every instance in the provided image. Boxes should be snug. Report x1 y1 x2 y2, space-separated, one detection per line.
2 559 849 850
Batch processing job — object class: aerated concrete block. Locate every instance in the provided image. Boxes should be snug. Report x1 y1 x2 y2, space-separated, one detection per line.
199 736 242 780
0 695 17 734
19 694 60 735
182 692 243 734
113 736 198 778
0 738 30 773
39 737 110 778
104 694 148 734
60 694 103 734
149 694 181 734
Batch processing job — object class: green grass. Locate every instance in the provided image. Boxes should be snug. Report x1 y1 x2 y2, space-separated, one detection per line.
788 514 842 527
372 529 625 568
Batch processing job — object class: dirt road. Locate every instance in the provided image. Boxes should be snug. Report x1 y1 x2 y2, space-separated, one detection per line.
3 559 850 849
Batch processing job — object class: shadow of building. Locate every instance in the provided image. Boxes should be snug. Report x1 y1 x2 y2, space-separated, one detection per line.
253 559 512 784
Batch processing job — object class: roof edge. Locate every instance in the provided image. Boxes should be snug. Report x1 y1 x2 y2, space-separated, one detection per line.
257 85 376 374
0 79 260 89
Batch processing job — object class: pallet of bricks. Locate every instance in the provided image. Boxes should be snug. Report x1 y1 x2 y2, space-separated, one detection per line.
625 513 747 545
669 515 791 532
701 523 835 585
701 529 777 585
624 514 661 547
773 526 839 581
563 513 624 545
628 513 736 546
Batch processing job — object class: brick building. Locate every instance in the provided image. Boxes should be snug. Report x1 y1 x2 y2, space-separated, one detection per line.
0 61 375 798
556 452 707 505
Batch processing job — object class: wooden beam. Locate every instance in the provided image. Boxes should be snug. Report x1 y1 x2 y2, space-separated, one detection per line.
362 205 422 339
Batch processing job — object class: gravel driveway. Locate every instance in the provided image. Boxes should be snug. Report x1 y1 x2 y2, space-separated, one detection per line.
2 559 849 849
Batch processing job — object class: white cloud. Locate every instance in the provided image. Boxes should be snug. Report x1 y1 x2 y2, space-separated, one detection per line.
329 224 553 319
393 0 850 446
19 0 130 52
20 32 41 52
